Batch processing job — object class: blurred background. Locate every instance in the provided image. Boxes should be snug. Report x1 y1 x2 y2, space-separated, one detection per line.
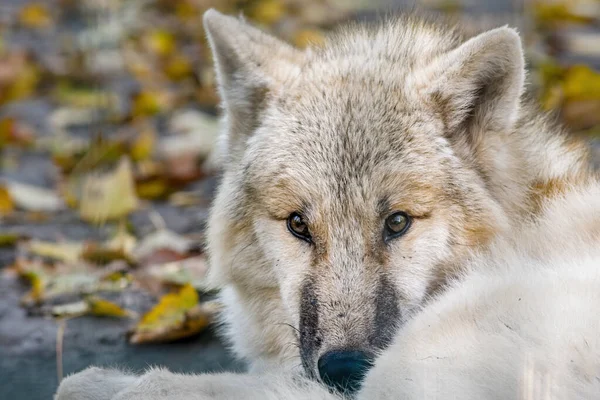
0 0 598 399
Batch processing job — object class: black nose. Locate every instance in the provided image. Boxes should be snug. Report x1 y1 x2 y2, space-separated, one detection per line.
317 350 373 393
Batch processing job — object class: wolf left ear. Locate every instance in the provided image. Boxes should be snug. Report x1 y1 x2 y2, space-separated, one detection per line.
203 9 304 159
417 27 525 135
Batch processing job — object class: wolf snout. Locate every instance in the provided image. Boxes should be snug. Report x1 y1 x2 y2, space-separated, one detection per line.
318 350 373 393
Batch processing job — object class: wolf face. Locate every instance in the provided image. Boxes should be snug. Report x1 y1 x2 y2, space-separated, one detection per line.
204 10 524 391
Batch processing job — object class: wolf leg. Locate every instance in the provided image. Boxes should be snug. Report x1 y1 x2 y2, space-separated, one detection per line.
54 367 137 400
56 367 340 400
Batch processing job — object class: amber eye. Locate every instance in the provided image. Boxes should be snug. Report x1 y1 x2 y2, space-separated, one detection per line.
383 211 411 241
287 212 311 243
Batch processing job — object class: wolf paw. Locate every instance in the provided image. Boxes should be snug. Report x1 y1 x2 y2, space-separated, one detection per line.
54 367 137 400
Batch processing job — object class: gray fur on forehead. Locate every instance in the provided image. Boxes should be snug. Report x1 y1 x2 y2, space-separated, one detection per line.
310 15 463 68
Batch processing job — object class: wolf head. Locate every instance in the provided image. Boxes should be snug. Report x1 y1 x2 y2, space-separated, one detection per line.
203 9 524 391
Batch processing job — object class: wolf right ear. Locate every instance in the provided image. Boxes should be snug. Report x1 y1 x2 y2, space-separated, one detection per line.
203 9 304 160
416 27 525 136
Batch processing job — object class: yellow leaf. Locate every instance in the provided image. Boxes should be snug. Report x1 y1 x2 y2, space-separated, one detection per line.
130 283 211 343
164 54 193 81
21 269 46 303
175 1 199 21
131 90 170 117
135 178 170 200
3 62 40 104
81 243 132 266
28 240 83 263
19 3 53 29
562 65 600 101
130 126 156 161
534 2 594 26
79 156 139 223
86 296 131 318
145 30 176 57
248 0 286 25
0 233 19 247
53 82 118 109
0 185 14 215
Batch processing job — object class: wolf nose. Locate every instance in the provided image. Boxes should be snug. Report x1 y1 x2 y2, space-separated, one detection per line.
317 350 373 393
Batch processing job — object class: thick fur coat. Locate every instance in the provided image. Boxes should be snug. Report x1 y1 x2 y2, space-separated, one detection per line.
56 9 600 400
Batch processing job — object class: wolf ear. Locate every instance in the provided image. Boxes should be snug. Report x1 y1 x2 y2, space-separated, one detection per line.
203 9 304 159
417 27 525 135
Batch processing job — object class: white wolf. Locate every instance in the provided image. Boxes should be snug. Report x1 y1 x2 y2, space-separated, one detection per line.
56 9 600 400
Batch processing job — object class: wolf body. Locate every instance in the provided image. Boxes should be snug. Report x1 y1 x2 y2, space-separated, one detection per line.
56 9 600 400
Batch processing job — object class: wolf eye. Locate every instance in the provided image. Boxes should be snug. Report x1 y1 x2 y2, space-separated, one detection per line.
383 212 411 241
287 212 312 243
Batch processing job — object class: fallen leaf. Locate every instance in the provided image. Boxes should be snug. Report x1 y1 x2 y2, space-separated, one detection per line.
135 178 171 200
131 90 171 117
51 301 89 317
534 1 595 27
79 156 139 223
130 283 212 344
50 296 132 318
0 118 35 148
28 240 83 263
53 82 118 109
19 3 53 29
0 185 14 215
17 258 130 304
5 181 65 212
247 0 286 25
130 125 156 161
144 30 176 57
164 54 193 81
0 57 41 104
133 229 194 264
161 110 219 161
0 233 19 247
145 256 210 290
49 107 99 131
86 296 132 317
81 243 132 266
562 65 600 101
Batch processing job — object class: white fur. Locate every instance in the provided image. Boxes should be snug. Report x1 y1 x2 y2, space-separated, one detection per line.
55 10 600 400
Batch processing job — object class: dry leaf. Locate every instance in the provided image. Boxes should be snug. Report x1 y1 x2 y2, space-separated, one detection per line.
145 256 210 290
161 110 219 161
164 54 193 81
247 0 286 25
86 296 132 317
563 65 600 101
130 125 156 161
50 297 132 318
19 3 53 29
130 283 211 343
79 156 139 223
0 233 19 247
133 229 194 264
1 56 41 104
131 90 171 117
144 30 176 57
28 240 83 263
0 185 14 215
5 181 65 212
135 178 171 200
17 259 130 304
51 301 89 317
